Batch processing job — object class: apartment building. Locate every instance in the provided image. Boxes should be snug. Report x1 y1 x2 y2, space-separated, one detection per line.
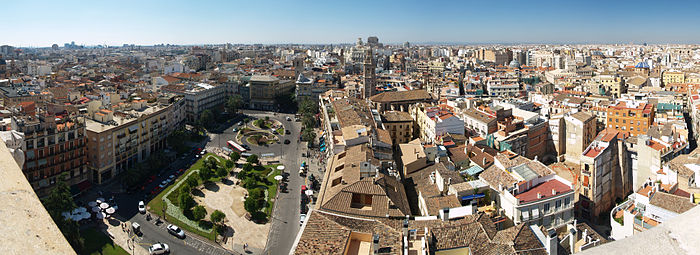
475 48 512 65
369 89 432 113
380 111 414 145
463 108 497 137
662 71 685 85
563 111 597 164
247 75 294 111
295 73 339 102
579 129 627 220
86 99 184 184
606 101 654 136
599 74 626 97
162 82 226 123
480 151 575 229
627 134 688 191
410 103 464 143
12 113 88 197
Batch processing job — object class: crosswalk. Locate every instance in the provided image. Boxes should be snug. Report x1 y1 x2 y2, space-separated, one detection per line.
142 215 233 255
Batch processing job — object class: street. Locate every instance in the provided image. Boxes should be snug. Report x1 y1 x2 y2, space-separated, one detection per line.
80 109 310 255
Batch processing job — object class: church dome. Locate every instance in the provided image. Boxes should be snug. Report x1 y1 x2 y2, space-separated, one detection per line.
635 61 649 69
508 59 520 68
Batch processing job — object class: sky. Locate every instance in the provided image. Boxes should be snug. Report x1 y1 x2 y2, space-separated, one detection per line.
2 0 700 47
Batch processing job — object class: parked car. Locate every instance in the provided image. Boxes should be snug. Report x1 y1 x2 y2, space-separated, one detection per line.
138 201 146 214
148 243 170 254
285 129 291 135
167 224 186 239
300 214 307 226
132 222 141 234
233 127 239 132
237 121 243 126
284 139 291 144
286 117 292 121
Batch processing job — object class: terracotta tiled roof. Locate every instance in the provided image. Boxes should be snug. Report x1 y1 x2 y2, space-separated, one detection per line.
369 89 431 103
649 192 696 214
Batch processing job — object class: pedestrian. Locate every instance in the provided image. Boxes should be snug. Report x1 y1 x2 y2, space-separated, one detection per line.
243 243 248 252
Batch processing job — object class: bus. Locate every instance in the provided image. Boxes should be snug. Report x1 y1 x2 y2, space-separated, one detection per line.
227 140 247 153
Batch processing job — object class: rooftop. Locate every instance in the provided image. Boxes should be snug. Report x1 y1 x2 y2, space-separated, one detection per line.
515 179 572 204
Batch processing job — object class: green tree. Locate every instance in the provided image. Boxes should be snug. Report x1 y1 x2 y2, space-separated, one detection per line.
230 151 240 163
186 175 199 188
225 95 242 114
199 168 213 182
302 128 316 143
298 98 318 114
247 154 259 165
225 159 234 169
179 192 195 210
42 173 83 251
302 113 316 128
179 183 191 196
244 189 265 213
243 176 258 190
216 167 228 177
192 205 207 221
243 163 254 172
200 109 214 128
211 210 226 225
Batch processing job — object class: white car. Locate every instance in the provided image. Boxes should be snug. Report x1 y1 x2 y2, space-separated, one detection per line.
300 214 307 226
148 243 170 254
138 201 146 214
167 224 186 239
286 116 292 121
168 175 175 180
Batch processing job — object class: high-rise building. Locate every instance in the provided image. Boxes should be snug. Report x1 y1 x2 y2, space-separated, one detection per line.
367 36 379 47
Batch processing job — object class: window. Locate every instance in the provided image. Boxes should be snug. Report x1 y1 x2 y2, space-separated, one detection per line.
544 203 550 213
622 119 626 124
351 193 373 208
556 200 562 209
331 177 342 187
564 197 571 207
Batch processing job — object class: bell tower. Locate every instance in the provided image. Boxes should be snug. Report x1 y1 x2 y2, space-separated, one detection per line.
363 48 376 99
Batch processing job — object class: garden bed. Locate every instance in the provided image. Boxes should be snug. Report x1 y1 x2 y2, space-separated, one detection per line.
147 153 228 241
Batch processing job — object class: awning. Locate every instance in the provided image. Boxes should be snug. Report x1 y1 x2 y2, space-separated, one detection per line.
320 147 326 152
461 193 485 201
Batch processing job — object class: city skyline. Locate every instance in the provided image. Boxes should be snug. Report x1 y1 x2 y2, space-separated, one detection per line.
3 0 700 47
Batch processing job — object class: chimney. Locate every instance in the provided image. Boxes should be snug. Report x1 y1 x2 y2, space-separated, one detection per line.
546 229 558 255
569 227 577 254
552 189 557 195
442 208 450 221
373 234 380 255
537 192 543 199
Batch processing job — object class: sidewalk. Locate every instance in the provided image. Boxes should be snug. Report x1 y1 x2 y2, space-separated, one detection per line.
100 218 149 255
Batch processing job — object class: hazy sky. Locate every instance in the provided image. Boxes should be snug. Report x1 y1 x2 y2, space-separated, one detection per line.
2 0 699 47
